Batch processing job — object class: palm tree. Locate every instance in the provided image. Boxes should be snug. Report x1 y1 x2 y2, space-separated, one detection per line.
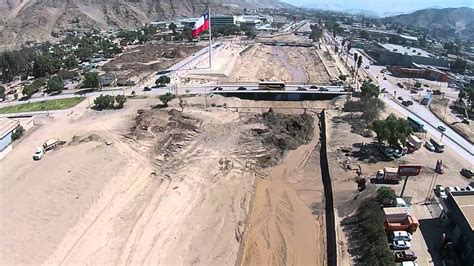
356 55 363 90
353 52 358 73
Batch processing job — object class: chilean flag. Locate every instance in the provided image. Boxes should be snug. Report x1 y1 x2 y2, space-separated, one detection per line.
192 10 210 38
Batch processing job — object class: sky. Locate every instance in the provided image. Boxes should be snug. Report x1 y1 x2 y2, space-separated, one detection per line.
281 0 474 14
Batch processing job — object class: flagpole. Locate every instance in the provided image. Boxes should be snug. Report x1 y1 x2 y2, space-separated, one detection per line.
206 5 212 109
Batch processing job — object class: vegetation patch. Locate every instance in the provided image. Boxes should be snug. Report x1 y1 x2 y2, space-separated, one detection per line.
0 97 85 114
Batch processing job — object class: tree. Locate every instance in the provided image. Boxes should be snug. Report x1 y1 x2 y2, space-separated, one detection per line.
93 94 115 110
156 75 171 86
169 22 177 35
82 72 99 88
32 55 57 78
360 30 369 39
47 75 64 94
361 81 380 98
371 114 412 147
182 26 194 41
159 92 175 107
451 58 468 74
0 86 5 101
309 25 323 42
22 84 36 99
11 126 25 141
353 52 358 73
414 81 422 88
64 56 78 70
357 55 363 70
115 95 127 109
339 74 347 81
376 187 396 205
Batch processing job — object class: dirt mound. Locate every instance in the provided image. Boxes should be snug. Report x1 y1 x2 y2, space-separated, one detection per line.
247 111 315 166
70 134 105 145
131 108 201 163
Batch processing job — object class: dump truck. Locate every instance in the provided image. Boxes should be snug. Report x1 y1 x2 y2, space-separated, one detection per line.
376 167 400 184
407 135 422 150
384 207 418 233
33 138 61 160
43 138 60 151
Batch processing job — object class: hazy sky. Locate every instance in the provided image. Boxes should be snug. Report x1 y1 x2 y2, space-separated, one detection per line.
281 0 474 14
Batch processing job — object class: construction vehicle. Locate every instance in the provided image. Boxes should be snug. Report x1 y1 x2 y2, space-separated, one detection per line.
33 138 61 160
384 207 419 233
43 138 60 151
376 167 400 184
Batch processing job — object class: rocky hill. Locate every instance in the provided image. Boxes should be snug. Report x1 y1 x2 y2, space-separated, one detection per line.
0 0 287 49
384 7 474 40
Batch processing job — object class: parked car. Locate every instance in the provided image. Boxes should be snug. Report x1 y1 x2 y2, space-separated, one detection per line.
212 87 223 91
424 142 435 151
461 168 473 178
402 101 410 107
398 96 403 101
406 100 413 105
365 65 370 69
143 86 151 91
465 185 474 191
393 149 403 158
437 125 446 132
394 250 417 262
392 231 412 241
397 83 404 88
237 86 247 91
392 240 411 250
309 85 318 90
433 90 442 95
297 87 306 91
435 185 447 198
319 87 329 91
410 90 417 94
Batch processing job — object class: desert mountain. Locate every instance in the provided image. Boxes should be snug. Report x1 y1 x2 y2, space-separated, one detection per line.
384 7 474 40
0 0 287 49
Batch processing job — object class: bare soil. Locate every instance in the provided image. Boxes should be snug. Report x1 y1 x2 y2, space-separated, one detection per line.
0 96 327 265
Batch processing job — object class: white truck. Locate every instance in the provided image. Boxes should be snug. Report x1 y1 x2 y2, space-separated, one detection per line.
33 138 61 160
407 135 422 150
376 167 400 184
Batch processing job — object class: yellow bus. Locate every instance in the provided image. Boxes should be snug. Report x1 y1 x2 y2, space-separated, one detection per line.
258 81 285 90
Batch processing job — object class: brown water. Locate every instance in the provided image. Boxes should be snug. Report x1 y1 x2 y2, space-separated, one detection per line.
241 127 323 266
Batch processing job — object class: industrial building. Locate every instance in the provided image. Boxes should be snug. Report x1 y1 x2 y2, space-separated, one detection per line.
211 16 235 28
0 117 20 159
441 191 474 265
388 66 450 82
371 43 450 69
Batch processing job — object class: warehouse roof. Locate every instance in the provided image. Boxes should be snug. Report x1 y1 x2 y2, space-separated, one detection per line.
452 192 474 231
378 43 432 58
0 117 20 139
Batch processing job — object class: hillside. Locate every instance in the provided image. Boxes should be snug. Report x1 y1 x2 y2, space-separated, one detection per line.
0 0 287 49
384 7 474 39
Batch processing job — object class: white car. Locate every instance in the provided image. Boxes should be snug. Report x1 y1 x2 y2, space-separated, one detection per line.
392 231 412 241
436 185 447 199
392 240 411 250
447 186 461 193
32 147 45 160
424 142 435 151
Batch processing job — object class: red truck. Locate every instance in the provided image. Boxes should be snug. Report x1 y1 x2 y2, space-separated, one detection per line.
384 207 419 233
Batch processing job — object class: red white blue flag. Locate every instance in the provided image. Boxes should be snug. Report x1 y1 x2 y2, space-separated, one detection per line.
192 10 210 38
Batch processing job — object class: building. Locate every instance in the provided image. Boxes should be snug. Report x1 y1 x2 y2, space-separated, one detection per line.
441 191 474 265
371 43 450 69
211 16 235 28
99 74 117 87
388 66 450 82
0 117 20 159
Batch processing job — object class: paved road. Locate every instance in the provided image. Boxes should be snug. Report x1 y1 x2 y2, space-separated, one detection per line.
337 44 473 161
